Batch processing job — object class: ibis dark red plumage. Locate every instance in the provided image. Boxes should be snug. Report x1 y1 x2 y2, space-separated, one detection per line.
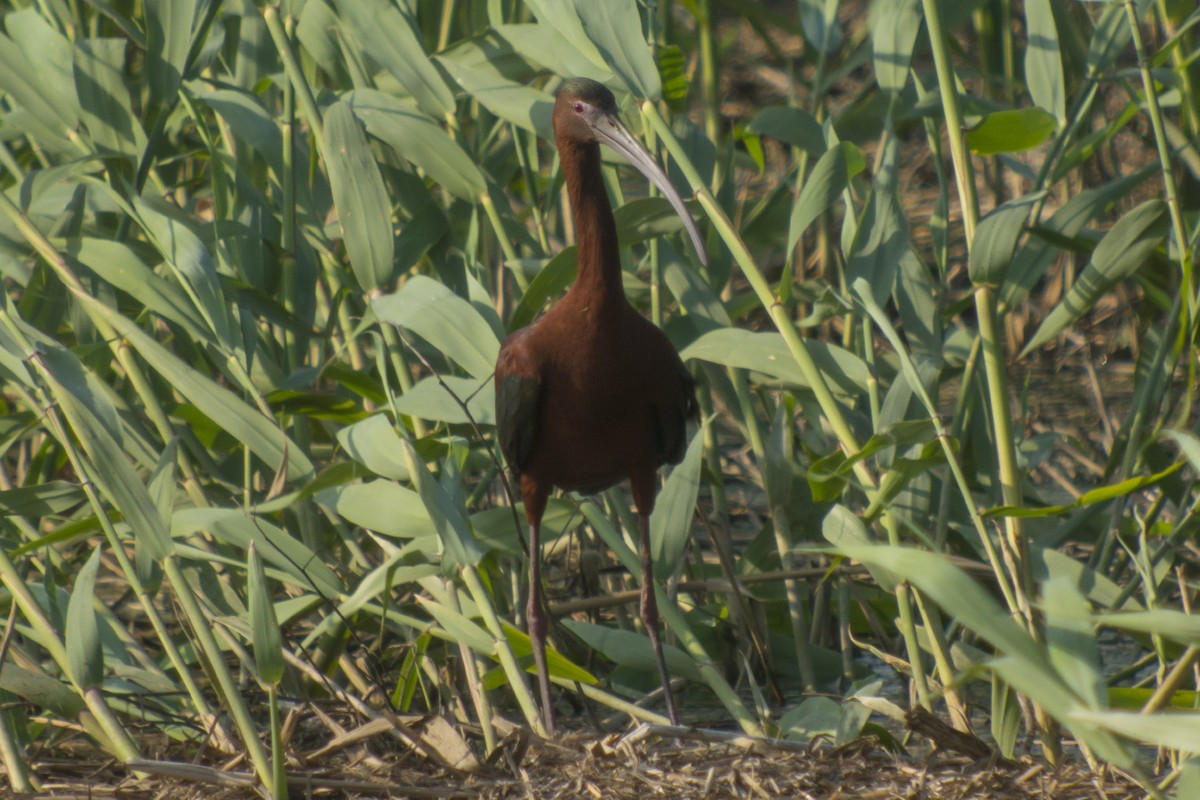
495 78 707 734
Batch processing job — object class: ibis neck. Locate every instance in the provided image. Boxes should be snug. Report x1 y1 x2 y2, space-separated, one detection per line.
560 138 624 306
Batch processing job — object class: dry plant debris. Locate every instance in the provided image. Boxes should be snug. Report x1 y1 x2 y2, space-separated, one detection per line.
19 723 1148 800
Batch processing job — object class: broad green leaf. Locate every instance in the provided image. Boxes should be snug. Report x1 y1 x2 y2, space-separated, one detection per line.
1032 548 1138 612
73 38 147 159
746 106 826 156
845 134 905 307
337 414 410 480
38 347 174 561
500 623 598 684
847 544 1130 765
436 53 554 139
798 0 842 54
788 142 867 254
1178 760 1200 800
79 294 315 482
0 481 84 518
992 676 1021 757
516 4 608 78
840 544 1043 666
1085 1 1132 78
0 664 85 720
681 328 870 397
650 427 704 580
863 442 944 521
198 87 289 187
968 193 1042 287
295 0 342 78
66 547 104 690
393 376 496 426
322 100 396 292
894 249 942 357
662 245 731 325
64 237 211 344
870 0 921 93
326 557 438 625
779 696 842 743
373 275 501 380
966 108 1056 155
314 481 436 539
507 249 575 332
247 543 284 686
332 0 454 118
1024 0 1065 121
1093 609 1200 644
1020 200 1168 356
133 199 233 347
400 439 484 569
992 657 1132 766
1070 710 1200 755
470 498 578 555
145 0 201 112
821 505 896 590
1004 166 1155 307
0 10 78 152
346 89 487 201
1042 576 1104 709
573 0 660 99
172 508 343 598
419 597 494 654
562 619 700 681
1165 430 1200 473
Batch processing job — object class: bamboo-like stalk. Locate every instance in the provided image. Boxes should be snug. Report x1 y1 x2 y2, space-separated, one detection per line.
163 556 275 784
444 578 498 754
917 0 1033 630
460 567 547 737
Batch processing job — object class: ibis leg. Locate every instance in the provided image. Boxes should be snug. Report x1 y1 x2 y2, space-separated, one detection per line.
527 521 555 734
637 513 680 726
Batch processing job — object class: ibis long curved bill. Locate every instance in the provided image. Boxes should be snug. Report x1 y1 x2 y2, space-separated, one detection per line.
588 111 709 266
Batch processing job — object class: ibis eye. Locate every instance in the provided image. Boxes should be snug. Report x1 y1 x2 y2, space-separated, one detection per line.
572 102 584 113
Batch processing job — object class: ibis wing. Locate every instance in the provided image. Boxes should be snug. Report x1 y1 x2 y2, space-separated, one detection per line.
654 358 698 466
495 371 541 473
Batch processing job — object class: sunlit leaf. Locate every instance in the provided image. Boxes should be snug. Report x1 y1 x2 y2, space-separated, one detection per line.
66 547 104 690
247 542 284 686
968 193 1043 288
747 107 825 156
332 0 454 118
650 427 704 579
682 328 871 397
322 100 396 292
145 0 202 113
373 275 501 380
966 108 1056 155
870 0 921 93
1024 0 1065 121
573 0 661 99
74 38 146 159
788 142 866 254
347 89 487 201
79 294 315 482
563 619 700 681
